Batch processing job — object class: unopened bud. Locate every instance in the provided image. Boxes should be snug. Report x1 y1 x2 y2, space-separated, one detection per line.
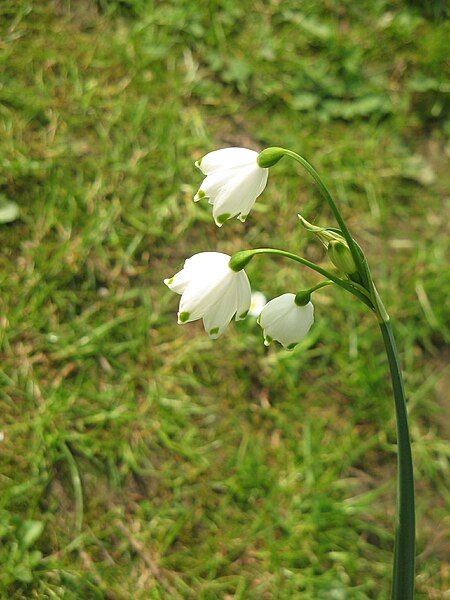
328 241 357 274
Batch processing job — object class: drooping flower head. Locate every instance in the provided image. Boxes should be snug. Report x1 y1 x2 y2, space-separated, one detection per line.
194 147 269 226
164 252 251 339
258 293 314 349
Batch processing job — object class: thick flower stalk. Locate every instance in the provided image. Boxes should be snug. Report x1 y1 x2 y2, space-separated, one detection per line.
166 145 415 599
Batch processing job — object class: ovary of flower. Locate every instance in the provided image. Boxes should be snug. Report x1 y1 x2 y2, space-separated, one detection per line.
258 293 314 350
194 147 268 226
164 252 251 339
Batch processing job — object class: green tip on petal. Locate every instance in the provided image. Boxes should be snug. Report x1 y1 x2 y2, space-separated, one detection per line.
216 213 231 225
287 343 297 350
238 214 248 223
178 311 190 323
164 277 174 286
209 327 220 337
194 158 202 169
238 310 249 320
195 190 205 201
264 334 273 346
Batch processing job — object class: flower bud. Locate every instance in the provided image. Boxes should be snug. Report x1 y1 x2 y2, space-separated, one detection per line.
327 240 357 274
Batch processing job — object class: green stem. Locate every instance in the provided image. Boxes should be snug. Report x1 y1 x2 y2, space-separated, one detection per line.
305 280 334 294
379 317 415 600
295 281 333 306
279 148 369 288
230 248 374 309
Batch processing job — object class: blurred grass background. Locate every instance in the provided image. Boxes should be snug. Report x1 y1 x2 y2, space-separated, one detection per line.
0 0 449 598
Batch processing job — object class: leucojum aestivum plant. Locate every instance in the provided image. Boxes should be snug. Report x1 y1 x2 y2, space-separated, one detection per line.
165 147 415 598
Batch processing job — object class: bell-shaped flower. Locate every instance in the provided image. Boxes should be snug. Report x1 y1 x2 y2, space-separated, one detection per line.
258 293 314 350
248 291 267 317
194 147 269 226
164 252 251 339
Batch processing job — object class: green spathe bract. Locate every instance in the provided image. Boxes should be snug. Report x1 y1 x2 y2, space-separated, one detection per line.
298 214 346 246
327 240 357 274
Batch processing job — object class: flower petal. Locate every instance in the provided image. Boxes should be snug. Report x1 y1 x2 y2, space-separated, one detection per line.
165 252 230 295
258 293 296 328
197 148 258 175
248 291 267 317
178 254 234 321
164 270 191 294
211 167 268 225
166 251 252 340
274 304 314 347
202 280 240 338
179 271 233 322
259 295 314 348
235 271 252 320
194 169 230 203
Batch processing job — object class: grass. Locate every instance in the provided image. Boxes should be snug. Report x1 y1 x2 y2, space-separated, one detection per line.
0 0 449 598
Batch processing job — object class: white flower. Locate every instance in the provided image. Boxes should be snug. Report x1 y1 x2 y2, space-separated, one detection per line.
258 293 314 349
194 147 269 226
248 291 267 317
164 252 251 339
